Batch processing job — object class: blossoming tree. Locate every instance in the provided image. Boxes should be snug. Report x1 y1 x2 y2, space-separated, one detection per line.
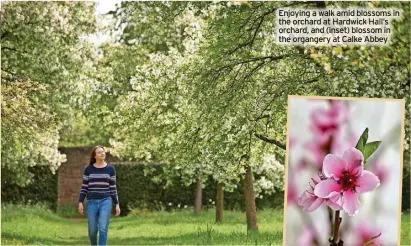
1 2 98 186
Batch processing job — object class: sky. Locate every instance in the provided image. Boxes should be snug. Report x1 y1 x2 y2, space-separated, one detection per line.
87 0 122 46
95 0 121 15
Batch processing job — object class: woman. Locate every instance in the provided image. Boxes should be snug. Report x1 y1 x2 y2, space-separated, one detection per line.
78 145 121 246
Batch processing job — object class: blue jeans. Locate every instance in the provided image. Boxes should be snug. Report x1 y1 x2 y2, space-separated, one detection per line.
87 198 112 245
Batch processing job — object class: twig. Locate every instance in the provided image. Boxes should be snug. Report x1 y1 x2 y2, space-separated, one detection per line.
253 132 286 150
330 210 342 246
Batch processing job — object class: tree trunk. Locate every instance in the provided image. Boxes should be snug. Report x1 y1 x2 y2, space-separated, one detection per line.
194 177 202 215
244 165 258 231
216 182 224 223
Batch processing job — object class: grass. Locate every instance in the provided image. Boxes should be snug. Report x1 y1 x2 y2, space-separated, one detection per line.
56 203 83 218
401 212 411 245
1 204 283 245
1 205 410 245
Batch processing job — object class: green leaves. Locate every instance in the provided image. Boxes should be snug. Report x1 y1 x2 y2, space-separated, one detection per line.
355 128 382 163
363 141 382 162
355 127 368 151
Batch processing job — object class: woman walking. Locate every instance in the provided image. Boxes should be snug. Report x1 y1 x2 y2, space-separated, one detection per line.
78 145 121 246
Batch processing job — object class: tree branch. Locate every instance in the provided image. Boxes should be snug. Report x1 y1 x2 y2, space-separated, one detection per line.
242 60 266 82
1 31 9 40
228 2 307 55
218 55 288 72
2 46 18 52
253 132 286 150
254 114 270 121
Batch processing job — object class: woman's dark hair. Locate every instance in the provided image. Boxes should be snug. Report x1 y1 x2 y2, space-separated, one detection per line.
89 145 105 165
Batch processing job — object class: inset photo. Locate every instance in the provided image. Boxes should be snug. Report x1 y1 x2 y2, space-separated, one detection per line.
284 96 405 246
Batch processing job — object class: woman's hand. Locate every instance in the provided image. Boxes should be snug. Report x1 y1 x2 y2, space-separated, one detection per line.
78 203 84 215
115 204 121 216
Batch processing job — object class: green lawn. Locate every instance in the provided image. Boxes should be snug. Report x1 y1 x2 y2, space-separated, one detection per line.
1 205 283 245
401 212 411 245
1 205 410 245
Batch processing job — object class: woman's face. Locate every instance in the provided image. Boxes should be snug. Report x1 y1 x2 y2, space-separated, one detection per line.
94 147 106 161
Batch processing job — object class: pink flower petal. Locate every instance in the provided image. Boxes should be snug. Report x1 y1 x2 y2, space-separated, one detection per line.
332 132 358 157
355 170 380 193
342 190 360 216
311 176 321 185
356 222 384 245
287 174 298 205
343 148 364 174
298 227 315 245
327 192 343 211
314 179 342 198
327 200 342 211
331 128 346 151
295 159 308 172
298 189 325 212
311 108 332 126
329 101 347 124
372 162 390 185
305 197 325 212
310 125 333 145
305 142 325 170
323 154 347 179
298 190 316 207
289 135 297 149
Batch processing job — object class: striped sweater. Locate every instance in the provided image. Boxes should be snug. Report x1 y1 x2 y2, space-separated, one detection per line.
79 164 119 204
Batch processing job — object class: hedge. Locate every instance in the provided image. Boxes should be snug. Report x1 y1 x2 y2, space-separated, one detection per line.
1 166 58 211
114 163 284 215
402 166 410 212
2 163 409 215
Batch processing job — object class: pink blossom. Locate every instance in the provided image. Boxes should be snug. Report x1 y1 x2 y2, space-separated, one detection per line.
305 101 350 170
310 101 348 145
334 131 360 157
289 135 297 149
298 176 324 212
287 173 298 205
305 138 342 170
371 161 390 185
298 175 343 212
295 158 309 172
314 148 380 216
298 226 316 245
353 222 383 246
